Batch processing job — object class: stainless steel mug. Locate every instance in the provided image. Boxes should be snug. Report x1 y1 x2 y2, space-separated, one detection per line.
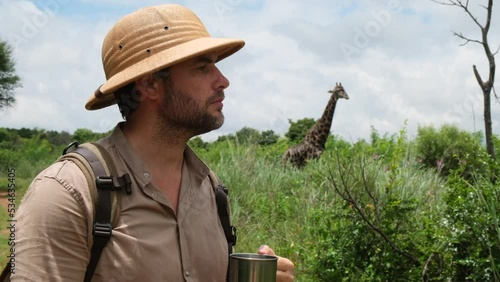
229 253 278 282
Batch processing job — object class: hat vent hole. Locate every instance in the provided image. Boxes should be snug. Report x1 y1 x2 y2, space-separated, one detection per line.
119 44 123 50
146 49 151 54
164 26 169 30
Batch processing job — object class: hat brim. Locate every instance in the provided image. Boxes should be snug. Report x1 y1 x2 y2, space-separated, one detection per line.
85 37 244 110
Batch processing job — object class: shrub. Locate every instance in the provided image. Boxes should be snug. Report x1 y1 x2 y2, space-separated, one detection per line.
302 127 450 281
235 127 260 144
258 130 279 145
444 164 500 281
415 124 487 178
285 118 316 144
72 128 109 143
0 149 19 177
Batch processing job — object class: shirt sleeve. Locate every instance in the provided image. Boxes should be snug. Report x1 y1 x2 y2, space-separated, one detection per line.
11 161 93 281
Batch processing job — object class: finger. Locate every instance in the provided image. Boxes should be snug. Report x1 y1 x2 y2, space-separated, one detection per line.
277 258 295 282
257 245 275 256
276 270 295 282
277 256 294 273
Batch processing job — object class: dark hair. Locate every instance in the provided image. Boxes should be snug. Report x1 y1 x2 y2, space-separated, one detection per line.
113 82 141 120
113 68 171 120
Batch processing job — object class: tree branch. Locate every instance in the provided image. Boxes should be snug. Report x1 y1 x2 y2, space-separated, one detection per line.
473 65 485 89
421 252 443 282
483 0 492 32
493 45 500 56
430 0 456 6
452 31 482 46
330 152 421 266
432 0 484 29
360 156 382 225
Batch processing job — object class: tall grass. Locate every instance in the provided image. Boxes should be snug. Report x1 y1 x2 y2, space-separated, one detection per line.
196 138 449 281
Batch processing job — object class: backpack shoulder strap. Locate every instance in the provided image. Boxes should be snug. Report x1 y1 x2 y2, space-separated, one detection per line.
208 171 237 253
60 142 131 282
0 262 11 281
59 142 127 226
209 171 237 282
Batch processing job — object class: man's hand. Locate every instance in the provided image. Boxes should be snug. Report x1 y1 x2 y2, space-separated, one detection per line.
258 245 294 282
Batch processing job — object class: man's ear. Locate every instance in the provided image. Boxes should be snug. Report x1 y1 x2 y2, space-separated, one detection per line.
135 74 161 100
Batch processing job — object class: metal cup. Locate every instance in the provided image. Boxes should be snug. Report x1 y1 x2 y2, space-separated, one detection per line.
229 253 278 282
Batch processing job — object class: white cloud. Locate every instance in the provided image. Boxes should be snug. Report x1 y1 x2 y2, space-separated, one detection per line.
0 0 499 144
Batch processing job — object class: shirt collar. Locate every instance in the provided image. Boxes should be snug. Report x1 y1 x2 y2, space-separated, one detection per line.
106 122 210 185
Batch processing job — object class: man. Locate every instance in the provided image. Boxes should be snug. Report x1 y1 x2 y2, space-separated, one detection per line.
11 4 294 282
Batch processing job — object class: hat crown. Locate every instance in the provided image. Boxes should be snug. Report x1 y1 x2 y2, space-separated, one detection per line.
102 4 209 80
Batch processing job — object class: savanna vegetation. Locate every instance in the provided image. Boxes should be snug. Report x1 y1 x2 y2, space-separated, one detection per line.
0 121 499 281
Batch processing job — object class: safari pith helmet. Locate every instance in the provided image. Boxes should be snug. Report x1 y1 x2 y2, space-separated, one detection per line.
85 4 245 110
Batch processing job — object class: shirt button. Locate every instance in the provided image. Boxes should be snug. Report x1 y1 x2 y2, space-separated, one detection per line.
152 193 157 197
185 270 190 277
144 172 150 178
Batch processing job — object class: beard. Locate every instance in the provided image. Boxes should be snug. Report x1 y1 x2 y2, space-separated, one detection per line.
156 80 225 138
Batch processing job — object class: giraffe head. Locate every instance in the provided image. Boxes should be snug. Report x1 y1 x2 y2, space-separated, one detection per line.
328 82 349 100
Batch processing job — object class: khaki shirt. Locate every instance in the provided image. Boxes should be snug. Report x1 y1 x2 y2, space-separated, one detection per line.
12 124 228 281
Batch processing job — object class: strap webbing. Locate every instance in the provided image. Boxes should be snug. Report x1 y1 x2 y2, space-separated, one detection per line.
210 172 237 282
0 263 11 282
215 188 237 254
71 147 113 282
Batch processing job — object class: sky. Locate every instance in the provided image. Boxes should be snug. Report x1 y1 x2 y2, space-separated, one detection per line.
0 0 499 142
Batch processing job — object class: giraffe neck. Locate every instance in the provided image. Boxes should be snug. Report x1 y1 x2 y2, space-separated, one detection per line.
305 95 339 148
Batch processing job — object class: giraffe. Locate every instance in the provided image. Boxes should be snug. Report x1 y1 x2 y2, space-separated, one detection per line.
282 83 349 168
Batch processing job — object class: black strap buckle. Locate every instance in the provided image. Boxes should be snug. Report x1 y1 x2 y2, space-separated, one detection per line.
116 174 132 195
63 141 79 155
222 185 228 195
95 176 113 189
93 223 112 238
95 175 132 194
231 226 237 246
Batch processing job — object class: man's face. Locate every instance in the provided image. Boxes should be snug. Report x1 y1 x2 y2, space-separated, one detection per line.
157 52 230 136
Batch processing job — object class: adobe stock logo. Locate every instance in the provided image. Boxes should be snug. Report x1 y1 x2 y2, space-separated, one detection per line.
6 0 70 48
340 0 403 63
213 0 243 20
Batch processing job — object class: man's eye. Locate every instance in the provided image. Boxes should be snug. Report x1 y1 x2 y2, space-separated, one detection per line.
197 65 208 72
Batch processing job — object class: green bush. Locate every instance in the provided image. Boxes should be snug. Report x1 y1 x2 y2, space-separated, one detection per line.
444 164 500 281
235 127 260 144
72 128 109 144
258 130 279 145
415 124 487 178
285 118 316 144
0 128 21 150
302 127 450 281
0 149 19 177
188 136 209 150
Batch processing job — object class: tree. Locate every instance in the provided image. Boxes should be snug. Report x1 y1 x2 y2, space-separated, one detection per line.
285 118 315 144
72 128 108 143
45 130 72 146
235 127 260 144
16 127 42 139
258 130 279 145
0 40 21 109
215 133 236 143
188 136 209 150
415 124 487 178
432 0 497 162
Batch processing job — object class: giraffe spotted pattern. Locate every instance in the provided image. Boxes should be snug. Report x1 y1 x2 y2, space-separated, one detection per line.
282 83 349 168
